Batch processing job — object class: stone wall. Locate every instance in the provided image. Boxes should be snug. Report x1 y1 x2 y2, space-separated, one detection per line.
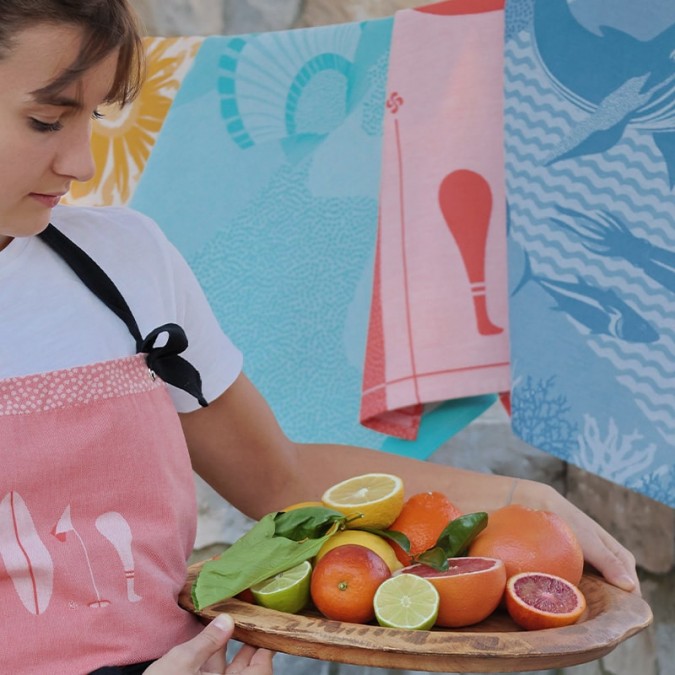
131 2 674 674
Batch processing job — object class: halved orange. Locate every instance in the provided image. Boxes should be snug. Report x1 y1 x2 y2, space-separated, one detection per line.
505 571 587 630
399 557 506 627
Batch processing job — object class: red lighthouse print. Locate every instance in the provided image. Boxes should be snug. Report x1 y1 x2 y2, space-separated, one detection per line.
439 169 503 336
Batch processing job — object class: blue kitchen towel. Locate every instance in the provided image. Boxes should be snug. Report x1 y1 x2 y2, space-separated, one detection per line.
505 0 675 506
132 19 494 459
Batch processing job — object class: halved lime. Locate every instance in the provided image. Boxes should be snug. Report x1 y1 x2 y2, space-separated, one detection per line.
250 560 312 614
373 573 439 630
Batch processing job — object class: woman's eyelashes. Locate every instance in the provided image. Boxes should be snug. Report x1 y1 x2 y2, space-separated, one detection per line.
29 110 105 133
29 118 63 133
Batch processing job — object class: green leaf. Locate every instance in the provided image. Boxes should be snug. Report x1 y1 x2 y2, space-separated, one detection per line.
411 513 488 571
362 527 411 553
415 546 450 570
191 514 341 610
431 512 488 559
274 506 347 541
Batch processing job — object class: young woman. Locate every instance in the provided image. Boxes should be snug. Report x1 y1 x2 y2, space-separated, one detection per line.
0 1 638 673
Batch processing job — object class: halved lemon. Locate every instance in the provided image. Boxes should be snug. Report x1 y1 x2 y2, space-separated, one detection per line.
250 560 312 614
321 473 404 529
374 573 440 630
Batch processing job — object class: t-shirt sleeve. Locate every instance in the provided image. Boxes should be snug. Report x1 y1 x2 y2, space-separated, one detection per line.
139 214 244 413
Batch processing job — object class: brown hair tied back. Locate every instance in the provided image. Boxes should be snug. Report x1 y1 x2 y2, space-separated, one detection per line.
0 0 145 107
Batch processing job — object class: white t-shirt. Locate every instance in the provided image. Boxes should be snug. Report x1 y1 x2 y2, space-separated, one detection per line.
0 205 243 412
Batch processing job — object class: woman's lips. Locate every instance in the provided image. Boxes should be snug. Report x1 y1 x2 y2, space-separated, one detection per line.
30 193 64 208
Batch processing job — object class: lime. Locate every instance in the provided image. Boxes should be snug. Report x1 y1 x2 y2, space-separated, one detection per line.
373 573 439 630
250 560 312 614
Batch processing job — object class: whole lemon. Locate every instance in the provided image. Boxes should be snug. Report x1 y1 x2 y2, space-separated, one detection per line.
316 529 402 573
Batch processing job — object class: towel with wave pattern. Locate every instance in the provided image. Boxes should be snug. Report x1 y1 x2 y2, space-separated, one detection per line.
505 0 675 507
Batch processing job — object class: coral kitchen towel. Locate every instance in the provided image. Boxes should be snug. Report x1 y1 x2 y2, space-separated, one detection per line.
505 0 675 507
361 0 510 440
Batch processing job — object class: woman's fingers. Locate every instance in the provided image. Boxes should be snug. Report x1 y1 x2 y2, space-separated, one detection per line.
225 643 275 674
588 527 640 594
144 614 234 674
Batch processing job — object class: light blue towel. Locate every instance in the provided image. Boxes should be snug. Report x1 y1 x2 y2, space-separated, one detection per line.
132 19 494 459
505 0 675 506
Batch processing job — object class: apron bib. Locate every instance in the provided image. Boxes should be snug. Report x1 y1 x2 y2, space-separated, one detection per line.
0 225 209 674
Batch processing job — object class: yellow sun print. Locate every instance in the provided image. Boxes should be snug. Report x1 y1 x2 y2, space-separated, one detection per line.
64 36 203 207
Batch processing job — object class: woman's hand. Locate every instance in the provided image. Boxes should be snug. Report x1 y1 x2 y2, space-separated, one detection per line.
144 614 274 674
525 481 640 594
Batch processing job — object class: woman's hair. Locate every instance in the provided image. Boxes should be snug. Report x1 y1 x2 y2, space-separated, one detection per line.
0 0 145 106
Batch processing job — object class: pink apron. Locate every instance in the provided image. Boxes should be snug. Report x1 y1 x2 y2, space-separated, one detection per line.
0 225 209 674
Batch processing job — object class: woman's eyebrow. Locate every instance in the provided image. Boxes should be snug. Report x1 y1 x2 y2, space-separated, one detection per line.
28 89 82 110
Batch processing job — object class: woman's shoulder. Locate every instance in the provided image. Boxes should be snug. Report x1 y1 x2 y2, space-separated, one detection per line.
49 204 176 267
50 204 166 247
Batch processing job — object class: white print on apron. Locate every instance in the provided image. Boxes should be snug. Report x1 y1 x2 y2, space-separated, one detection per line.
0 497 145 614
0 491 54 615
96 511 142 603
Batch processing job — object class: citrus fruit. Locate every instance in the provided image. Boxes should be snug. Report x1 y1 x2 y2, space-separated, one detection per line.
401 557 506 627
250 560 312 614
235 588 256 604
316 530 403 573
505 572 587 630
281 501 324 511
373 573 440 630
321 473 404 529
310 544 391 623
467 504 584 585
387 491 463 566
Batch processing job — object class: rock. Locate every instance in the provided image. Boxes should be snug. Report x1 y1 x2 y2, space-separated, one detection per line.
295 0 427 27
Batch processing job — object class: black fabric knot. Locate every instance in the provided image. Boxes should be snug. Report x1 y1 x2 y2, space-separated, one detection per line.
139 324 208 408
38 224 210 409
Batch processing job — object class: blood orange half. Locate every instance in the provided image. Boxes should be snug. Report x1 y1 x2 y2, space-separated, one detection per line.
400 557 506 627
505 572 587 631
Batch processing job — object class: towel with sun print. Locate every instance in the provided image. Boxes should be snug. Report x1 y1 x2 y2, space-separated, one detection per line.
63 37 203 207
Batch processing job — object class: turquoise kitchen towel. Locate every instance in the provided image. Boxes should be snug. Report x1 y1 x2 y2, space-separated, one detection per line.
131 19 494 459
505 0 675 507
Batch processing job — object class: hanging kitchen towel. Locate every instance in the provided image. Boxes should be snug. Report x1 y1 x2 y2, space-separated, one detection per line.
360 0 509 441
505 0 675 507
130 19 482 459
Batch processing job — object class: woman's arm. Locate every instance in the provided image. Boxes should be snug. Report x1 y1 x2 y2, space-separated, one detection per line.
180 372 639 594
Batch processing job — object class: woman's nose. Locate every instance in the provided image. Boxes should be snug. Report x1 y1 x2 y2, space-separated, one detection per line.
52 122 96 182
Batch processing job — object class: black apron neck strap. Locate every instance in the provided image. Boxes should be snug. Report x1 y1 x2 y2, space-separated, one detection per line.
38 223 208 407
38 224 144 347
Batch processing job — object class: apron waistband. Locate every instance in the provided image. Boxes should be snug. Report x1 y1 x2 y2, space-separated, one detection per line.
89 660 156 674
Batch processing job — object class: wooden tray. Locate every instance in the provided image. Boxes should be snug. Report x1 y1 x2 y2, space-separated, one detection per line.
179 564 652 672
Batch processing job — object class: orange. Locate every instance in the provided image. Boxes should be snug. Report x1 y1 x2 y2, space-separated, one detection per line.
387 492 463 566
235 588 256 604
310 544 391 623
505 571 587 630
467 504 584 585
401 557 506 627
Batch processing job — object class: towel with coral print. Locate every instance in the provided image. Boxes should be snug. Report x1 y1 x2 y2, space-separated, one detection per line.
504 0 675 507
0 355 201 674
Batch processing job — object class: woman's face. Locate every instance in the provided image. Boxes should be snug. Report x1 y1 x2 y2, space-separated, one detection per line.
0 23 119 251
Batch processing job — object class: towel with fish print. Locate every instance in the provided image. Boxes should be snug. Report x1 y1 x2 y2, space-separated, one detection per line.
505 0 675 507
